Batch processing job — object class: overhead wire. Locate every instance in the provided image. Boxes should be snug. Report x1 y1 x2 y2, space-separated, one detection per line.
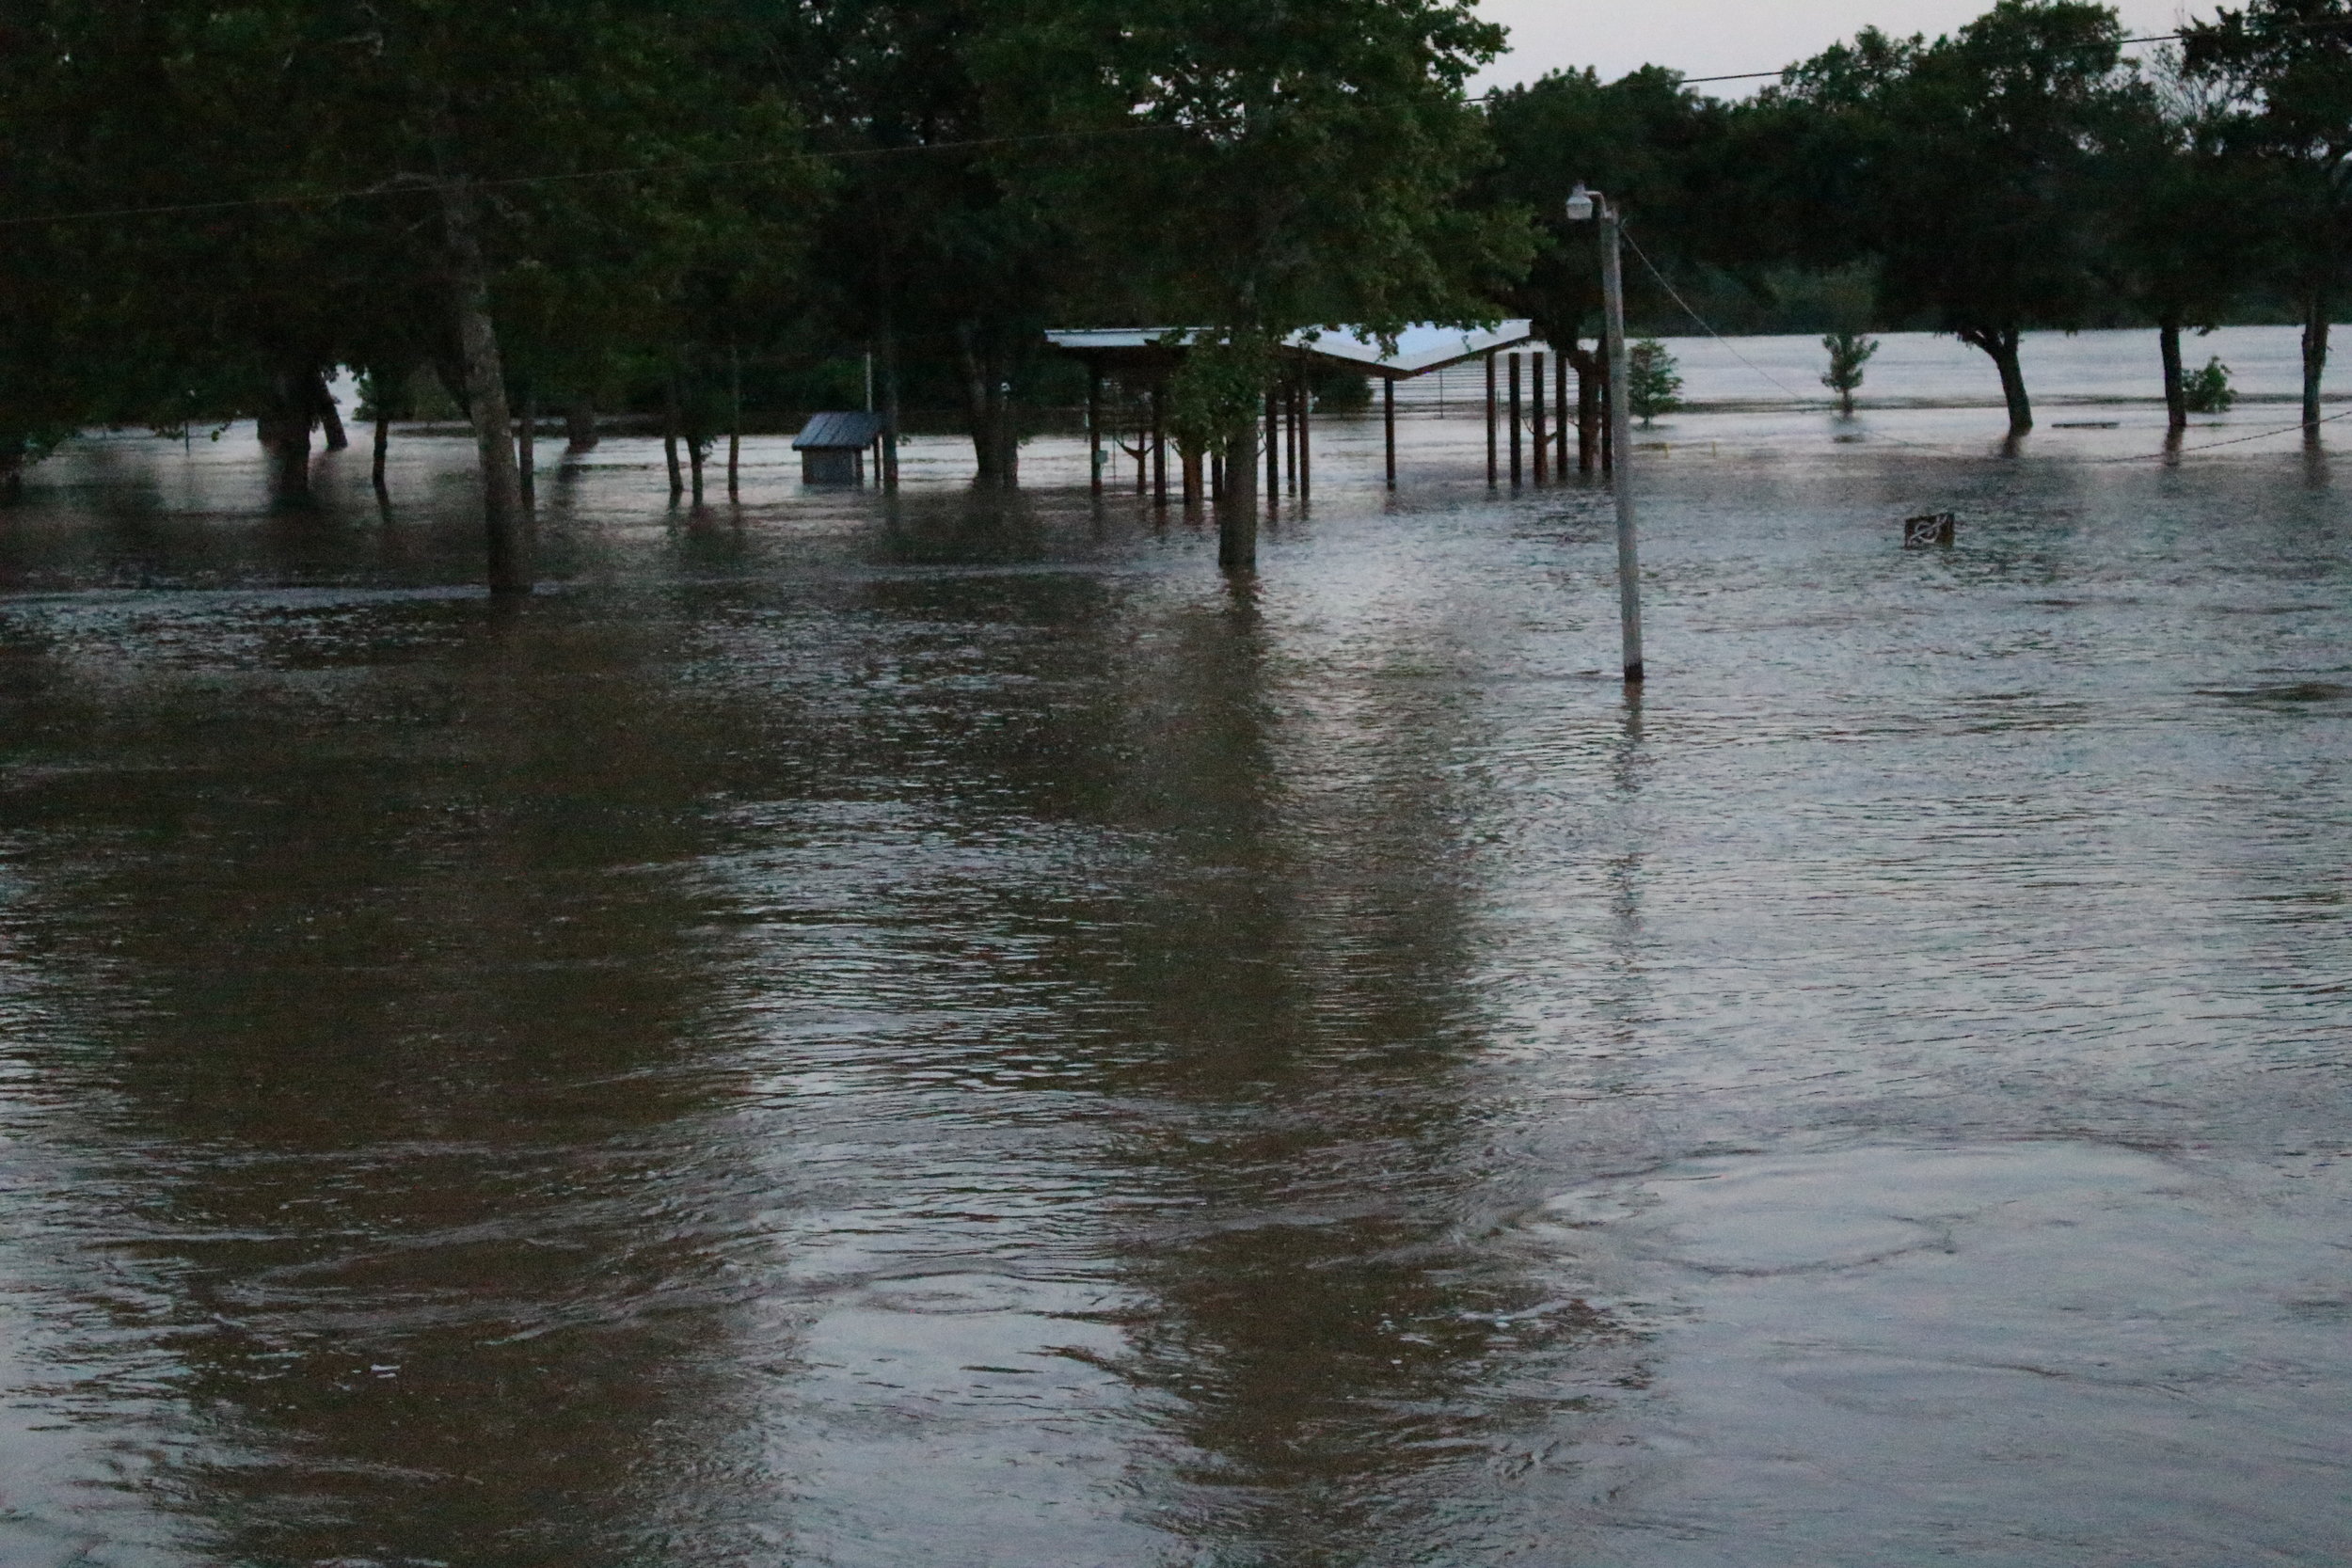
20 17 2349 231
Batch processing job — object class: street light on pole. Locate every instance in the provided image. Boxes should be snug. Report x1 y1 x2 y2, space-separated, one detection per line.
1566 182 1644 685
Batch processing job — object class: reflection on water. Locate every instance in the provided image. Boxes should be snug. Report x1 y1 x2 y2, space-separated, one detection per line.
1 408 2348 1566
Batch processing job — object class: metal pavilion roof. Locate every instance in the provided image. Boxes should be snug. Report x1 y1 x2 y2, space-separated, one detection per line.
1043 322 1537 379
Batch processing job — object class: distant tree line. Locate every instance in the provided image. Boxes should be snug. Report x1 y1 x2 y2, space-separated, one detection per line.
2 0 2348 579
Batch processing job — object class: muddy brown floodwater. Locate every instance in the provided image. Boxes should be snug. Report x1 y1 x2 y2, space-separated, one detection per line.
1 404 2347 1567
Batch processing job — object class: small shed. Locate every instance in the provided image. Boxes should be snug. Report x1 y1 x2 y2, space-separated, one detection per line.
792 411 886 484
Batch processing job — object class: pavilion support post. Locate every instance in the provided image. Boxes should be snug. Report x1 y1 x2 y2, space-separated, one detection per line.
1532 351 1547 483
1285 377 1298 495
1383 376 1396 491
1088 366 1104 492
1577 356 1600 473
1264 389 1279 505
1556 351 1570 474
1508 354 1523 486
1151 382 1168 507
1485 351 1498 486
1297 363 1311 501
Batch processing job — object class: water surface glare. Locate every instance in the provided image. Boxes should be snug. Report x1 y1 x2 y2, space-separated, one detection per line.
1 411 2348 1567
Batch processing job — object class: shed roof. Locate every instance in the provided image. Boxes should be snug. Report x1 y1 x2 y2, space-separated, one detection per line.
792 411 886 450
1043 322 1536 379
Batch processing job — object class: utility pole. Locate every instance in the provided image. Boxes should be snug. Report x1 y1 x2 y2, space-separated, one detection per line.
1568 183 1644 685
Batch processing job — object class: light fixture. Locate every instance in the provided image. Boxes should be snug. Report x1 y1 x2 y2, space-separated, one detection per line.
1565 182 1595 222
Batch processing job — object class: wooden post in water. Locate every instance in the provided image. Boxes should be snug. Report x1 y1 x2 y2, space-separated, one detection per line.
1151 382 1168 507
1383 376 1396 491
1088 367 1104 492
726 345 741 503
1598 197 1644 683
1289 373 1308 491
1556 351 1570 474
1297 362 1311 501
1264 389 1279 504
1485 351 1498 486
1532 351 1547 483
1508 354 1523 486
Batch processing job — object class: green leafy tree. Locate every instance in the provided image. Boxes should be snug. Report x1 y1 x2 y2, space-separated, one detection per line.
1766 1 2133 438
1482 67 1734 462
1627 339 1682 422
2182 0 2352 433
2093 47 2267 434
1821 330 1880 414
1000 0 1526 556
2184 356 2237 411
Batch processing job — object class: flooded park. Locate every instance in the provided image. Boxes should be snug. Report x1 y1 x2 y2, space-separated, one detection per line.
1 326 2348 1566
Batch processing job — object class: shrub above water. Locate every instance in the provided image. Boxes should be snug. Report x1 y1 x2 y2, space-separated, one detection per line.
2184 356 2234 414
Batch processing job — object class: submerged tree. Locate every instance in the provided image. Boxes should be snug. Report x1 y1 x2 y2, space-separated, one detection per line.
2182 0 2352 435
1008 0 1526 557
1766 1 2132 438
1627 340 1683 422
1483 66 1735 467
1820 330 1880 415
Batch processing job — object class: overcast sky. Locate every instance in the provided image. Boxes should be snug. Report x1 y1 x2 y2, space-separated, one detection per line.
1469 1 2217 94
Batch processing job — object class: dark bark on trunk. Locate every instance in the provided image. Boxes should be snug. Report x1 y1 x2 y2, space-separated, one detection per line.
690 437 706 507
1220 416 1258 570
313 370 349 451
1569 345 1603 474
438 174 529 592
879 312 901 491
662 380 684 501
1961 325 2033 437
257 368 314 508
372 408 390 494
1182 444 1203 507
516 384 536 507
2302 291 2328 435
956 324 998 484
564 401 598 453
955 323 1020 487
727 345 741 503
2159 316 2186 436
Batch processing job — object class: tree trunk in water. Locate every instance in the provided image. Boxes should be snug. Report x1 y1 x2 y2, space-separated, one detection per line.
2302 292 2328 435
312 370 349 451
1219 416 1258 570
372 410 389 494
690 438 706 507
516 384 536 508
2159 316 2185 437
1573 349 1601 474
1961 326 2032 437
257 368 314 507
662 380 684 501
564 401 597 453
994 374 1018 486
956 324 1007 486
1182 445 1203 507
727 345 741 502
438 175 529 593
879 313 901 491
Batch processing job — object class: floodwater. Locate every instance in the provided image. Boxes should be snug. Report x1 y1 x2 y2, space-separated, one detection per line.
2 351 2348 1566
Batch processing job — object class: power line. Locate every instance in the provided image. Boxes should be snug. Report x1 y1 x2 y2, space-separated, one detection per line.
1677 30 2192 87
